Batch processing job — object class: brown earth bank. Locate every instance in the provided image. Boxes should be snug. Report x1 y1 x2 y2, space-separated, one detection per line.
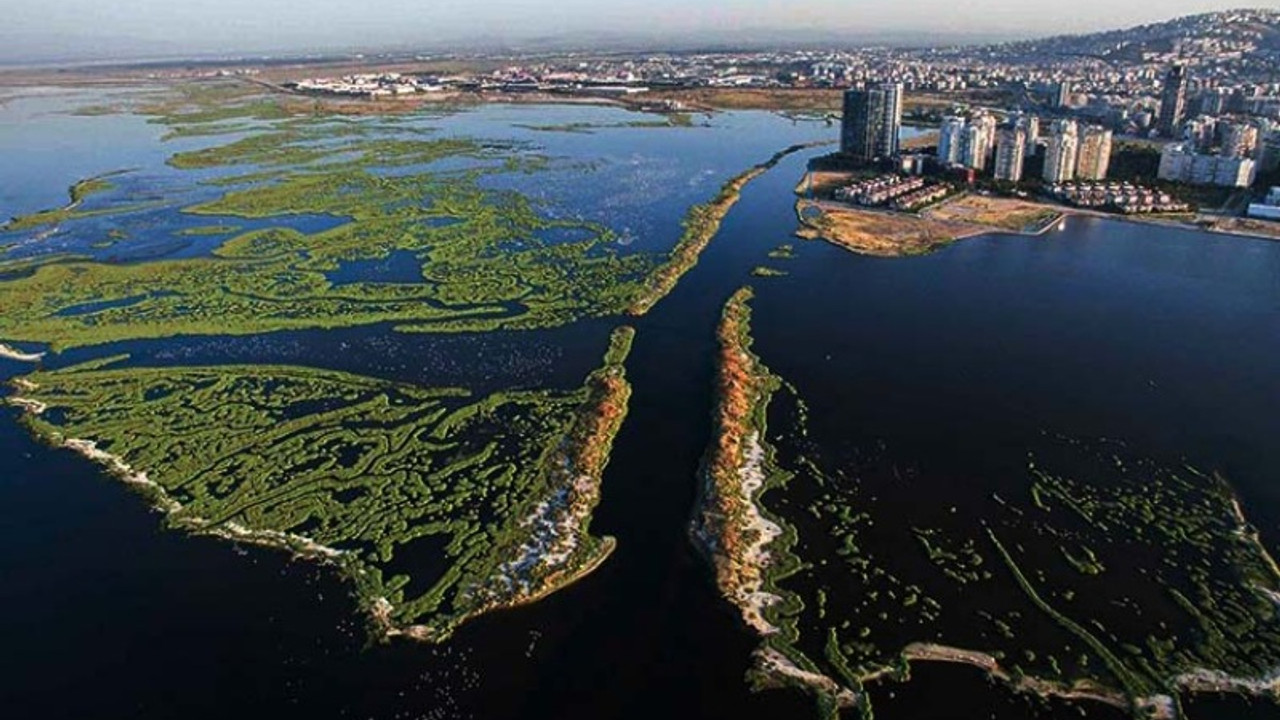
922 194 1065 233
796 177 1280 258
795 199 986 257
691 288 859 712
793 172 1071 258
1199 215 1280 240
693 287 773 612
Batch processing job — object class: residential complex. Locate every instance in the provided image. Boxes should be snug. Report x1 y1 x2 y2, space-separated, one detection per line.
832 174 950 211
1049 182 1190 214
935 112 1110 186
834 175 926 205
291 73 440 97
1158 144 1257 187
936 114 997 172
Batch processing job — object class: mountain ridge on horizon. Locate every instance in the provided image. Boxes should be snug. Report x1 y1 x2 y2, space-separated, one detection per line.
1 7 1276 69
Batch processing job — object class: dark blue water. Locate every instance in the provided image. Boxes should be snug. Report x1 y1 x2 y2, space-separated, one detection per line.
1 206 349 264
53 294 153 317
751 216 1280 532
324 249 426 287
45 318 620 396
1 100 1278 720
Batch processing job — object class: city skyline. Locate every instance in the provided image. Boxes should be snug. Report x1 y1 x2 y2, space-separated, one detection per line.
2 0 1267 62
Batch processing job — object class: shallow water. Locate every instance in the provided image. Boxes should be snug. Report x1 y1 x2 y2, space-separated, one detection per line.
1 96 1278 720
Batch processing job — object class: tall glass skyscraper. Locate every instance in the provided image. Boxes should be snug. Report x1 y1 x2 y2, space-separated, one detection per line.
1158 65 1189 139
840 83 903 163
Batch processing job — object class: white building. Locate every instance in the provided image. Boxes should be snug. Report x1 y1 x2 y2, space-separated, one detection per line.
1183 116 1218 151
1076 126 1113 181
1016 115 1040 156
967 114 997 170
1044 119 1079 183
1222 121 1260 159
994 126 1026 182
937 116 967 166
1158 144 1257 187
937 114 997 172
1247 186 1280 220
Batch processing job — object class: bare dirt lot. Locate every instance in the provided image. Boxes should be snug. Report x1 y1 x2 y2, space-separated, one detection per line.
796 199 983 257
924 194 1064 233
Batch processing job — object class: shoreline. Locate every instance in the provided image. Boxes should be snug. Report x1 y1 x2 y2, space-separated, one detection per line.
1 170 128 234
795 172 1280 257
799 197 1280 259
22 430 355 563
0 343 46 362
5 326 635 646
432 327 636 639
1061 205 1280 244
386 537 618 644
692 287 860 712
628 142 830 315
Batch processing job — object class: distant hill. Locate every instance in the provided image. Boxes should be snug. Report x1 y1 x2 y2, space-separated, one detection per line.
0 32 188 67
4 8 1279 70
977 8 1280 63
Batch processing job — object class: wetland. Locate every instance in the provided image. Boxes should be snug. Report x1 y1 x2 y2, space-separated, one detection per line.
2 81 1279 720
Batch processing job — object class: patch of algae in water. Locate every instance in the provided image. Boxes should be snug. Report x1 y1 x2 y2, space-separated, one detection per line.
694 289 1280 719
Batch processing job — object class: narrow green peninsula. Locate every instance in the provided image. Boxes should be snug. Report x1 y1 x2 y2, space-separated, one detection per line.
9 327 636 641
628 143 821 315
695 290 1280 719
692 287 855 714
1 171 127 233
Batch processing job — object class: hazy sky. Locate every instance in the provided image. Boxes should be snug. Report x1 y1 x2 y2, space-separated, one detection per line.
4 0 1263 57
